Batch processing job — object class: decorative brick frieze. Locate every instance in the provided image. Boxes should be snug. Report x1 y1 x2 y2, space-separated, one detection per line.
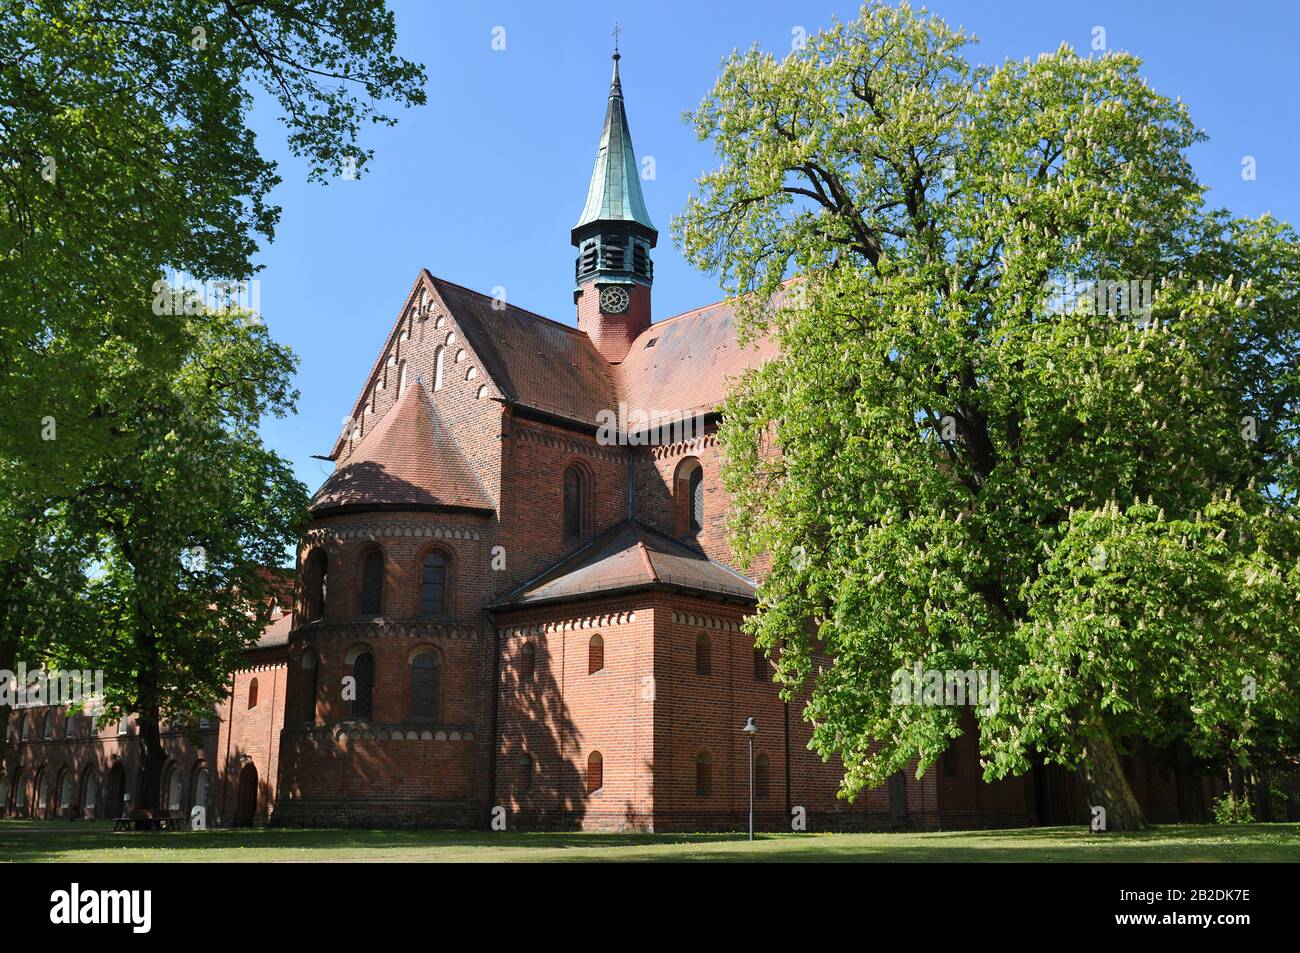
292 619 483 642
301 522 482 546
285 724 477 743
515 424 623 462
649 433 719 460
499 610 637 638
670 610 742 632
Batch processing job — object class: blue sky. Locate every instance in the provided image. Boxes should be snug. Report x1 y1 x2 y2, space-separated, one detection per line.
249 0 1300 495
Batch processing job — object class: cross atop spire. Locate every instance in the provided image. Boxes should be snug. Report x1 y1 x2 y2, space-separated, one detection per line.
612 21 621 54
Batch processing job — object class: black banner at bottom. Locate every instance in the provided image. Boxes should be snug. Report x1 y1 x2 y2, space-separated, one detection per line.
7 860 1281 939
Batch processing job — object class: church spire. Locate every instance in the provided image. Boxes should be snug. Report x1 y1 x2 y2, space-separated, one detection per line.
572 43 657 365
573 50 654 234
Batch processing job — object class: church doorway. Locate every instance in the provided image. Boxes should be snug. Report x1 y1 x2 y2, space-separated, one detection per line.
235 763 258 827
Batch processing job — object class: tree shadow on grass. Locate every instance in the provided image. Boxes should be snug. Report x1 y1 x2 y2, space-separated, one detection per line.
0 822 749 860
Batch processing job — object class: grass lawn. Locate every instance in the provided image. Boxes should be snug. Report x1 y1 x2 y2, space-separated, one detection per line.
1 820 1297 862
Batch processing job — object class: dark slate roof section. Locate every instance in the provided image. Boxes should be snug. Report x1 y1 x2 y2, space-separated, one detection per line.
429 275 617 426
490 519 756 610
311 378 494 515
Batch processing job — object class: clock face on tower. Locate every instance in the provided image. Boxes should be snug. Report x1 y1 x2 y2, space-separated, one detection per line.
599 285 630 314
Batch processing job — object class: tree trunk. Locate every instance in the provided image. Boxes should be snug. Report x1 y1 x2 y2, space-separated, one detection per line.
134 619 164 813
137 706 165 812
1253 767 1272 822
1173 739 1204 822
1077 723 1148 831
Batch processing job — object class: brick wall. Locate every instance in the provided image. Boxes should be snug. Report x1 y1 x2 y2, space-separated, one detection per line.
494 595 656 830
215 657 286 827
0 682 289 829
576 281 651 364
497 415 628 596
2 711 215 822
276 508 495 827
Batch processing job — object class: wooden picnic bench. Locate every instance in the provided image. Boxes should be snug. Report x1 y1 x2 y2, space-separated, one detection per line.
112 809 187 832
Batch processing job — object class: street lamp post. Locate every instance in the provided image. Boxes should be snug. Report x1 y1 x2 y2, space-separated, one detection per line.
742 717 758 841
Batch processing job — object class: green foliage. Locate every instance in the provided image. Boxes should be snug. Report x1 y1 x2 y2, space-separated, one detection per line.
44 308 310 728
0 1 425 554
1212 794 1256 825
675 2 1300 804
0 2 418 779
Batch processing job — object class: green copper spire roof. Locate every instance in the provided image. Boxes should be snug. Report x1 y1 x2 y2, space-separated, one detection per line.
574 52 655 233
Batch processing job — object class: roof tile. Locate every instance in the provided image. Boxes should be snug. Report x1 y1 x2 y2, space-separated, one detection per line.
491 520 755 609
311 378 492 515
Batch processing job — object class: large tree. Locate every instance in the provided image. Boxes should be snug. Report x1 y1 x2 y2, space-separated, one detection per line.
48 308 309 811
1 0 423 553
0 1 423 765
677 2 1300 829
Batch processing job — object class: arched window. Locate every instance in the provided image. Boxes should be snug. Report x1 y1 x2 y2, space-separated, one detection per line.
410 652 441 720
301 649 319 724
57 770 72 816
586 751 603 794
695 751 712 798
81 770 98 819
433 346 446 391
14 772 28 814
397 360 408 396
588 634 604 675
193 767 210 812
247 677 259 710
0 775 7 816
755 753 770 799
520 642 536 683
420 551 447 618
43 711 54 740
563 465 588 538
20 714 29 741
163 764 182 812
674 457 704 535
36 770 49 815
943 745 960 778
360 548 384 616
695 633 711 677
519 753 533 791
305 550 328 621
351 651 374 719
753 647 767 681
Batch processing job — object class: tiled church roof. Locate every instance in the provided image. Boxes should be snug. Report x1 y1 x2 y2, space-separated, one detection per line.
427 275 617 424
426 273 780 433
490 519 756 609
616 298 778 423
257 611 294 648
429 274 778 432
310 378 492 515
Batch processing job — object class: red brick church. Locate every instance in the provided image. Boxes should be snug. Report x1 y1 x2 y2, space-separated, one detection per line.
2 53 1193 831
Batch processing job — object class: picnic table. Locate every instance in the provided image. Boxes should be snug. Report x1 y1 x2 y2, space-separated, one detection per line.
112 809 186 832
